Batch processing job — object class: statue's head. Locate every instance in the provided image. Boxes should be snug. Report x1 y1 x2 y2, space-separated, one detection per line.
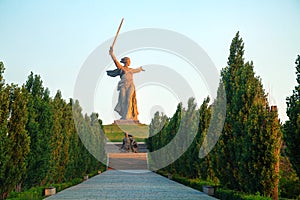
120 57 130 66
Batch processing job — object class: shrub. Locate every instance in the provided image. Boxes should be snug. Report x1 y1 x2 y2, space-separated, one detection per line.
7 175 92 199
215 188 272 200
279 178 300 199
157 171 272 200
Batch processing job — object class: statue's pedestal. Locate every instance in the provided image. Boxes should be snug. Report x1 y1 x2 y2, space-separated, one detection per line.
114 120 140 125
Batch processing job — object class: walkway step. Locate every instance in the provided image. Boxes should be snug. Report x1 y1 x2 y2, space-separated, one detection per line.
44 170 217 200
108 153 148 170
105 142 148 153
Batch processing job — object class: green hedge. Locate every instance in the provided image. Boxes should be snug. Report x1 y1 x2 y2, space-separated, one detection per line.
157 171 271 200
279 178 300 199
7 169 105 200
172 175 215 192
6 186 44 200
215 188 271 200
7 178 82 200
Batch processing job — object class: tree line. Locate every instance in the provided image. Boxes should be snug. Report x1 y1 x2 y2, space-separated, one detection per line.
0 67 106 199
146 32 299 199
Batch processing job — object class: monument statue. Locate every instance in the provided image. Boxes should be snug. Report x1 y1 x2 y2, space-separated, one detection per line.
120 132 138 153
106 18 145 122
107 47 145 121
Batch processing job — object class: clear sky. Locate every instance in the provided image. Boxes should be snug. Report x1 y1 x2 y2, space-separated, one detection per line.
0 0 299 124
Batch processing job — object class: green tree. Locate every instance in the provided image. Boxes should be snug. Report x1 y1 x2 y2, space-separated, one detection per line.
24 72 54 188
1 85 30 199
64 100 79 180
216 32 281 198
208 81 226 184
190 97 215 180
146 111 169 152
284 55 300 178
0 63 11 199
165 103 182 175
88 112 106 170
0 65 105 196
146 111 168 170
216 32 246 189
71 100 104 176
175 98 198 177
71 100 88 176
46 90 66 183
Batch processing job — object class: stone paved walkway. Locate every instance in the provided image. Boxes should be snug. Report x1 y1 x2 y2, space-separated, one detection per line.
44 170 217 200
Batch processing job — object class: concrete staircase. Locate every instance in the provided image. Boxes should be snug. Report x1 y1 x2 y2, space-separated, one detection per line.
107 153 148 170
105 142 148 153
106 142 148 170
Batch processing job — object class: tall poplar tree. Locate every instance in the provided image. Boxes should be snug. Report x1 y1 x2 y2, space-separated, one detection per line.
284 55 300 178
191 97 214 180
175 98 198 177
216 32 281 198
147 111 169 152
24 72 53 187
1 85 30 198
47 90 65 183
217 31 246 189
0 63 11 199
165 103 182 175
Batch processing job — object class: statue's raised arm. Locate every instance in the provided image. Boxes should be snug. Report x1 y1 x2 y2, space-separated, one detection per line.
109 47 123 70
105 19 145 122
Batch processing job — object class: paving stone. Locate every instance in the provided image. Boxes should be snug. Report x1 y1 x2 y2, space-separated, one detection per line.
44 170 217 200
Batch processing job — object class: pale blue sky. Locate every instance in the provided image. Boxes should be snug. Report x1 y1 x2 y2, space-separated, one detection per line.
0 0 299 124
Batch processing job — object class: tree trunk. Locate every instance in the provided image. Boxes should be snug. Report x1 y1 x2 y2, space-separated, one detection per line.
15 183 22 192
272 143 281 200
271 106 281 200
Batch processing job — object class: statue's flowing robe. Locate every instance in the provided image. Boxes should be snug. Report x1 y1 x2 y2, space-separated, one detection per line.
106 69 121 77
107 67 142 120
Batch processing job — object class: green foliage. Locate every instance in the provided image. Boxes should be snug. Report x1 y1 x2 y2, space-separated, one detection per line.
158 171 271 200
7 177 83 200
0 83 30 199
174 98 199 177
148 32 282 199
146 98 201 172
24 72 53 188
284 55 300 178
280 149 300 199
163 103 182 174
214 32 281 197
216 31 248 189
146 111 169 152
279 178 300 199
190 97 216 180
0 63 10 199
0 66 106 199
7 187 43 200
147 98 210 176
0 62 5 88
103 124 149 142
157 170 216 191
215 188 272 200
72 100 106 175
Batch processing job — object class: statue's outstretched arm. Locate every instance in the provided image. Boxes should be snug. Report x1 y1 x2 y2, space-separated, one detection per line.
109 47 123 69
132 66 145 73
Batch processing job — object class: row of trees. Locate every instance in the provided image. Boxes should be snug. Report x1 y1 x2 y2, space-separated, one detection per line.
0 65 106 199
284 55 300 179
146 32 283 199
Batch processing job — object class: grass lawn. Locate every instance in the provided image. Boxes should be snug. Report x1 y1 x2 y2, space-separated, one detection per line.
103 124 149 142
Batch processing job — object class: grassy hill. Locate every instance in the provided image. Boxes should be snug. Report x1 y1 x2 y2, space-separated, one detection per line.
103 124 149 142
